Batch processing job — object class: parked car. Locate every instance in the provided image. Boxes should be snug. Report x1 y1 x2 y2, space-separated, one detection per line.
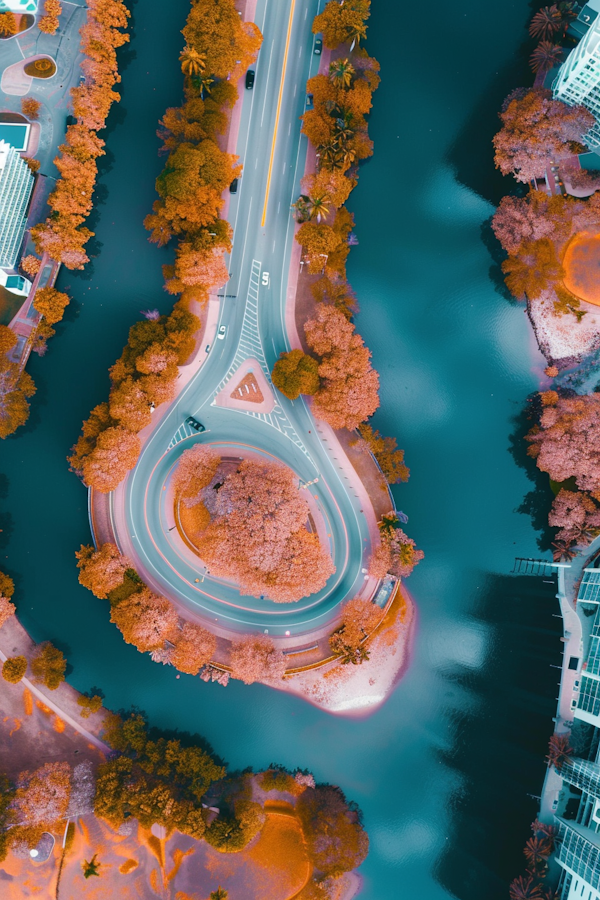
306 93 313 110
246 69 255 90
229 178 239 194
185 416 205 433
217 325 227 340
314 36 323 55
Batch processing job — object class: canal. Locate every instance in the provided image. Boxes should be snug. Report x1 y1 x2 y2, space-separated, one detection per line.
1 1 563 897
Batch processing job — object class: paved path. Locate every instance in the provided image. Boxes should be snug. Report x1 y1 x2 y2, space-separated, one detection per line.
0 643 110 754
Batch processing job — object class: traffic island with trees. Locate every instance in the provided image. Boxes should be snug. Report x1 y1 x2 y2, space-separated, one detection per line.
0 600 368 900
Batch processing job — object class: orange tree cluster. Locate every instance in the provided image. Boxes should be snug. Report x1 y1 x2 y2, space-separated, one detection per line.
75 540 289 683
31 0 131 269
75 542 218 672
491 7 600 561
491 189 600 317
174 445 335 603
68 303 199 490
94 712 225 839
144 0 262 306
272 0 380 431
0 325 36 440
525 390 600 561
67 0 263 489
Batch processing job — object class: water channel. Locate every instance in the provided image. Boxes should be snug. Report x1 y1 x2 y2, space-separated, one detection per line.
1 1 565 897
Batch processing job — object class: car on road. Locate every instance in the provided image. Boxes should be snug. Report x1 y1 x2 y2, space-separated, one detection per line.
314 36 323 55
246 69 255 90
217 325 227 340
306 93 313 110
205 343 210 353
185 416 205 433
229 177 239 194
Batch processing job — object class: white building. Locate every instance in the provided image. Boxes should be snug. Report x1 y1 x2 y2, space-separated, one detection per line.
0 139 34 269
553 4 600 148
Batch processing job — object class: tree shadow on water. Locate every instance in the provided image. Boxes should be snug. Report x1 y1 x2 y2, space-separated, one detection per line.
446 21 534 206
435 572 562 900
508 398 555 552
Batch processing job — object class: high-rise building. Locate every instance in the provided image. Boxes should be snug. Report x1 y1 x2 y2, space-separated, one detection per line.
0 140 35 270
553 12 600 148
556 819 600 900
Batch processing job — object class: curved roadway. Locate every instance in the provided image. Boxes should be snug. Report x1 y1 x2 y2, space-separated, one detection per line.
119 0 376 638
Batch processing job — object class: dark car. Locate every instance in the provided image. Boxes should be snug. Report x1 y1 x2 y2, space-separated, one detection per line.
185 417 205 433
245 69 255 90
229 177 239 194
314 37 323 55
306 93 313 110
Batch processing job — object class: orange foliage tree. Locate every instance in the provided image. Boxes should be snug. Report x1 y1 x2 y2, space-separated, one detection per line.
79 426 141 492
229 634 286 684
170 622 217 675
329 596 382 664
76 543 132 599
182 0 262 80
31 0 129 269
304 304 379 430
312 0 370 49
0 356 36 440
369 525 424 580
9 762 71 848
0 11 17 35
110 587 178 652
21 97 41 118
357 424 409 484
172 443 221 507
195 459 335 602
33 286 70 325
493 89 594 183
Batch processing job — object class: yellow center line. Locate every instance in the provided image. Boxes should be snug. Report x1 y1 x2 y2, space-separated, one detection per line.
261 0 297 228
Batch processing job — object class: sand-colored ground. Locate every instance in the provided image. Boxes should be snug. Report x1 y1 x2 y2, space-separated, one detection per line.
0 804 314 900
563 231 600 307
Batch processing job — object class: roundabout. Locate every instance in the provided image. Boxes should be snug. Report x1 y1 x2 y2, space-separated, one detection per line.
93 0 384 654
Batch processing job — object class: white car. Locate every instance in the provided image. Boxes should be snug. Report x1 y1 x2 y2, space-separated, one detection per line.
217 325 227 340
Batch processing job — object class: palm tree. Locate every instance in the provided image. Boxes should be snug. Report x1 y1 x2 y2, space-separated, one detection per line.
529 6 562 40
180 46 206 78
346 21 367 51
531 818 556 842
551 539 576 562
530 41 564 74
308 192 331 223
319 143 345 170
292 195 311 223
524 836 552 876
546 732 573 771
210 889 228 900
509 875 545 900
193 73 215 98
329 58 355 89
0 11 17 35
141 309 160 321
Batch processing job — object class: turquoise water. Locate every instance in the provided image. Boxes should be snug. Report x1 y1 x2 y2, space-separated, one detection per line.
0 1 563 897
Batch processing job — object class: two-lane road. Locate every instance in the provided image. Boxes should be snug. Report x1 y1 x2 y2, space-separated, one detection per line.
119 0 377 638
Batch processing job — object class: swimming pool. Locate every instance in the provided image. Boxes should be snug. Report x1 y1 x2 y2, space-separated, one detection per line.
0 123 30 151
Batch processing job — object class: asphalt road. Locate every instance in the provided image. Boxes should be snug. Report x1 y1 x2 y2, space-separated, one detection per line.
122 0 375 637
